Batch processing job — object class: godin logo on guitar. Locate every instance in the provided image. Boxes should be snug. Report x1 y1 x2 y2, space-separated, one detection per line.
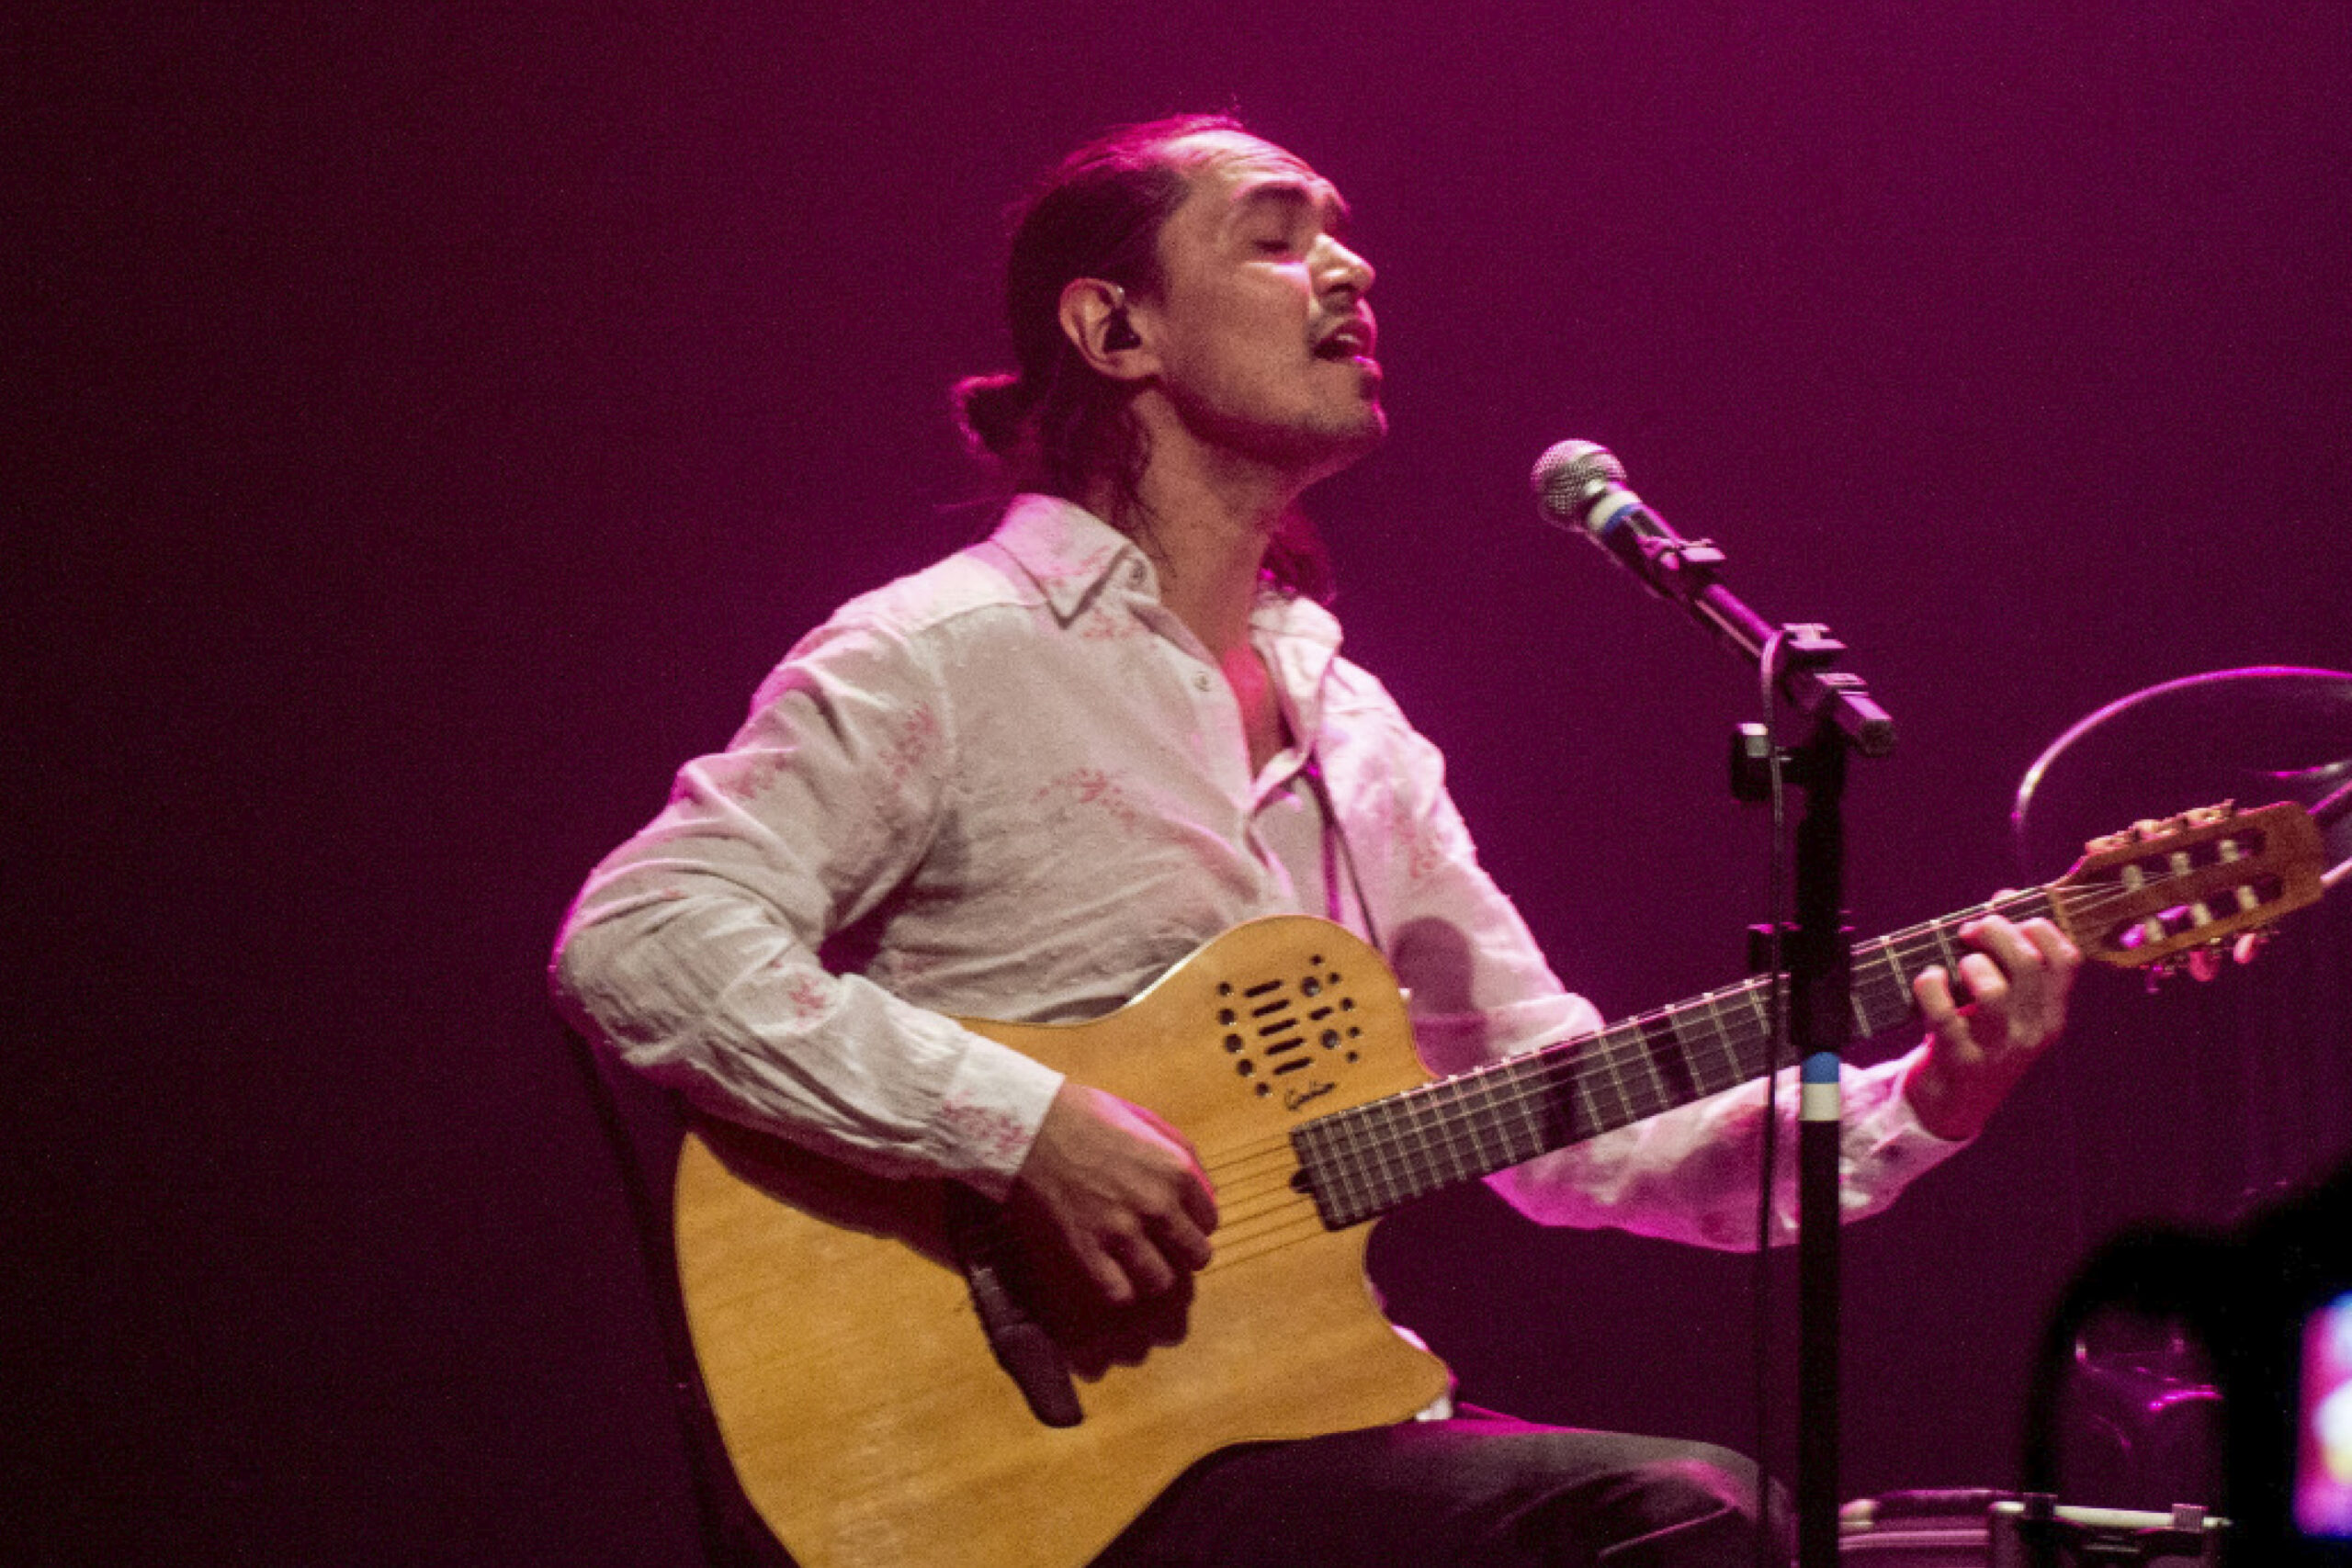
1285 1078 1338 1111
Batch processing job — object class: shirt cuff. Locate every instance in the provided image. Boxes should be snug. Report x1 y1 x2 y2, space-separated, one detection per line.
1845 1043 1974 1202
926 1032 1066 1199
1879 1041 1973 1144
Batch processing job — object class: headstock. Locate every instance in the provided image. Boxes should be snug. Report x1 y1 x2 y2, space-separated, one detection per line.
2050 800 2325 976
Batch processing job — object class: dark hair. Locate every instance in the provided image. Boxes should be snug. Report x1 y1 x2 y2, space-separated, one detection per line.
954 114 1332 602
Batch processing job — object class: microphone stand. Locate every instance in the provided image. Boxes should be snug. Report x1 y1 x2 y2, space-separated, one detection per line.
1750 707 1856 1568
1637 535 1893 1568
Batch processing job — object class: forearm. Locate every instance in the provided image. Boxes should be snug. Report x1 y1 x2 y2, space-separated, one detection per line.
1487 1045 1966 1249
552 862 1061 1198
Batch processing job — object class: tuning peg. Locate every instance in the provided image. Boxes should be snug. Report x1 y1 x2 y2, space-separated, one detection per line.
2094 801 2240 852
2181 930 2270 984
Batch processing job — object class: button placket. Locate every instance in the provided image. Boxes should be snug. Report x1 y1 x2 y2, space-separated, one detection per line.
1159 641 1248 797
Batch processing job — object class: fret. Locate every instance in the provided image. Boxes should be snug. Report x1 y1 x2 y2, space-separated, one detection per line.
1389 1083 1439 1196
1479 1055 1532 1168
1311 1119 1357 1222
1733 981 1773 1088
1422 1081 1476 1190
1567 1059 1600 1146
1879 935 1917 1028
1538 1043 1594 1146
1459 1072 1511 1172
1517 1062 1557 1163
1849 936 1911 1038
1293 1119 1357 1228
1718 985 1767 1088
2001 888 2054 927
1928 918 1967 988
1335 1123 1376 1223
1676 996 1719 1099
1357 1120 1399 1217
1401 1090 1448 1195
1470 1066 1514 1169
1342 1122 1378 1221
1505 1053 1561 1166
1498 1059 1550 1167
1579 1038 1635 1134
1645 1011 1699 1113
1363 1110 1409 1213
1685 985 1746 1094
1623 1016 1668 1118
1714 986 1756 1062
1463 1073 1517 1177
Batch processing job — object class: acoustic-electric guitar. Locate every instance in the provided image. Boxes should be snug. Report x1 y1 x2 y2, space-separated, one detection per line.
673 800 2324 1568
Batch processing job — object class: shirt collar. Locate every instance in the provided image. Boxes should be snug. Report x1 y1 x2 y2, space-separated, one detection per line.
1254 592 1342 758
988 492 1344 712
989 494 1153 624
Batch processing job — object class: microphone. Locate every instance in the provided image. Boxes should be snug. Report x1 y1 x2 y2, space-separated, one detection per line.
1529 439 1722 603
1529 437 1894 755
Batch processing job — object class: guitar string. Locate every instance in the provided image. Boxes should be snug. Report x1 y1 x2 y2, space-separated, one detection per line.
1170 845 2290 1232
1253 865 2291 1220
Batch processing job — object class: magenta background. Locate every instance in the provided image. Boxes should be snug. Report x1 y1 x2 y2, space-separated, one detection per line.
12 5 2352 1562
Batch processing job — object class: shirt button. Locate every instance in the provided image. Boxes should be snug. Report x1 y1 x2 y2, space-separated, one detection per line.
1127 561 1148 585
1193 672 1213 693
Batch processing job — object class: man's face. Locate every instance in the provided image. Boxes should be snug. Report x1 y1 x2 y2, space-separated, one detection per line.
1136 131 1385 482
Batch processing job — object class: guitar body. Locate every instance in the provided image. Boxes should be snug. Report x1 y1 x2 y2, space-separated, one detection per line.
675 916 1453 1568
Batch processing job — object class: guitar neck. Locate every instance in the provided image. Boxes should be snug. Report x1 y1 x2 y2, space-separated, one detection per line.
1291 888 2055 1229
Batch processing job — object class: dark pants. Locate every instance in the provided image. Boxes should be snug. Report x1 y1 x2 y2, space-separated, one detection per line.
1091 1408 1787 1568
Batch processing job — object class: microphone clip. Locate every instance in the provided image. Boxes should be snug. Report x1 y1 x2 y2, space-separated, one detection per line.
1631 534 1726 598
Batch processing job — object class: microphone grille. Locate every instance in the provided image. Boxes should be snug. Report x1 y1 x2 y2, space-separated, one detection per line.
1530 439 1626 525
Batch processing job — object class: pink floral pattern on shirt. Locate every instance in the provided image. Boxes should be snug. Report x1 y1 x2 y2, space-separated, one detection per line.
880 704 942 791
1382 784 1447 885
1032 765 1149 836
938 1100 1037 1169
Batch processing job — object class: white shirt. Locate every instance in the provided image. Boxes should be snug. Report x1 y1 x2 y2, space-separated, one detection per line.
551 496 1961 1244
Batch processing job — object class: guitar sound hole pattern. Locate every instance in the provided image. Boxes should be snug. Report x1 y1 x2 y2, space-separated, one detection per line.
1214 951 1366 1109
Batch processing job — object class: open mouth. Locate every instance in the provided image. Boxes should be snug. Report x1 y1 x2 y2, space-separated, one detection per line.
1315 322 1374 362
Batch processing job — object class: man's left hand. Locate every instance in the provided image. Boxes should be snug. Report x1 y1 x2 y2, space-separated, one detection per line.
1904 906 2083 1141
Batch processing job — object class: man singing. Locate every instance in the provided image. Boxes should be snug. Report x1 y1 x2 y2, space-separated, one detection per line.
553 114 2077 1566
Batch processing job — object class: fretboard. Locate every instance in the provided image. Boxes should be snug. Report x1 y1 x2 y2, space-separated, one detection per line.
1290 888 2054 1228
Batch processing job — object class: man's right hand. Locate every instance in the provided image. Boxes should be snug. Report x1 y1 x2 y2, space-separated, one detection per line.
1012 1082 1218 1306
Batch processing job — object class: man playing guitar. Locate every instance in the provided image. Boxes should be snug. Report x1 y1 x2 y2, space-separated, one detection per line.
553 114 2078 1567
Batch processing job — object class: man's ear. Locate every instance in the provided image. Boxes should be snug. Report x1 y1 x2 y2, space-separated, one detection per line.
1057 278 1157 379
